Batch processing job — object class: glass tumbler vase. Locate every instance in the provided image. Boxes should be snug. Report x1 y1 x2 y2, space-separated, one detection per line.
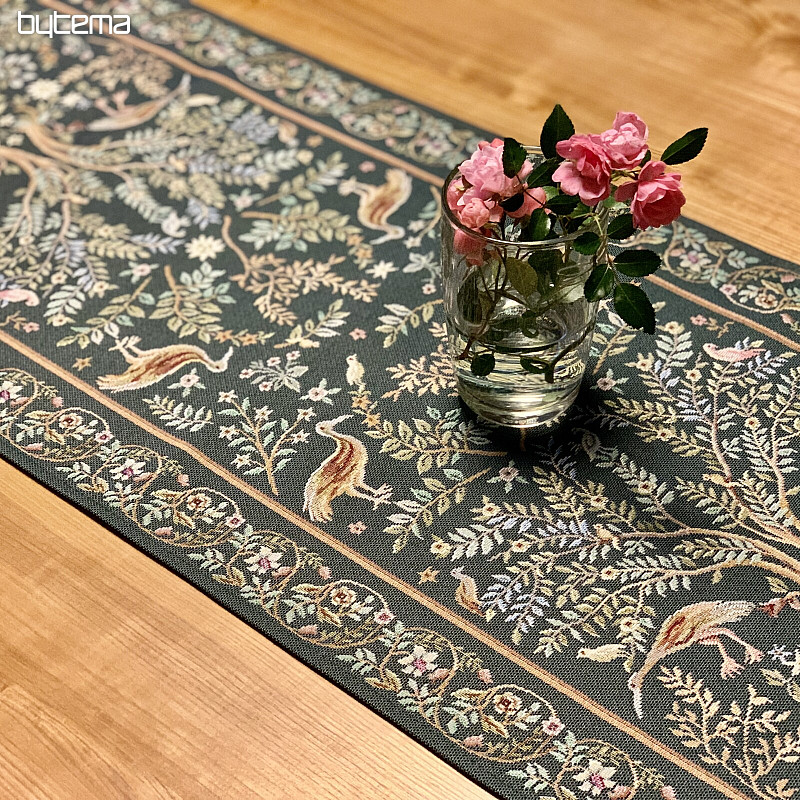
440 163 603 430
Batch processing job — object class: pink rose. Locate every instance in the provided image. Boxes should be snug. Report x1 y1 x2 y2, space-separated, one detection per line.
599 111 649 168
459 195 493 229
458 138 532 200
446 176 465 211
506 187 547 219
615 160 685 229
553 134 612 206
453 227 486 263
447 179 502 231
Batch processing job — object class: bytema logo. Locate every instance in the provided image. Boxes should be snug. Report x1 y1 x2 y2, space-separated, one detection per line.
18 11 131 36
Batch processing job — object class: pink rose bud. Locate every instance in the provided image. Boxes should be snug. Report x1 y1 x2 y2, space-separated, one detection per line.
51 396 64 408
507 186 547 219
553 133 612 206
599 111 649 168
615 160 686 229
459 196 493 229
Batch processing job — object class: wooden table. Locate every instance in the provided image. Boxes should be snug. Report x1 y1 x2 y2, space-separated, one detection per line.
2 0 799 796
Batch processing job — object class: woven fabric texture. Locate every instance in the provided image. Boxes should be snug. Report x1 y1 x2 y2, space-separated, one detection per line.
1 2 800 797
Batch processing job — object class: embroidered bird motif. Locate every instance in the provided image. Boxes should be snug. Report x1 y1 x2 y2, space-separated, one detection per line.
702 342 765 363
97 337 232 392
577 643 628 662
338 168 412 244
0 288 39 306
628 600 763 718
450 567 486 619
760 590 800 617
345 354 365 388
302 414 391 522
88 73 191 132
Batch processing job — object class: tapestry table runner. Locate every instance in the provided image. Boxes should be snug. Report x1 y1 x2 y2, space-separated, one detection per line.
1 1 799 797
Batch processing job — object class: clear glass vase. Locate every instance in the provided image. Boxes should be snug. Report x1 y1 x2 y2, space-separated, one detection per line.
440 156 603 430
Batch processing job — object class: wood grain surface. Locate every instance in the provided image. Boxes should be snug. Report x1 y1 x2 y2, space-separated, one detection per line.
2 0 800 797
0 469 493 800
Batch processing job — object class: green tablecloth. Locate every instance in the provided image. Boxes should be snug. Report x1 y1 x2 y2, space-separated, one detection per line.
2 2 799 796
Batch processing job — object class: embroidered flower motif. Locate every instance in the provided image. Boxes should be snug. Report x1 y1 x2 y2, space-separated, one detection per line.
57 413 83 430
398 644 439 677
0 380 22 403
231 453 253 468
186 235 225 260
574 759 617 795
184 492 212 512
330 586 357 607
430 539 452 557
245 548 283 574
110 458 146 481
373 609 395 625
219 425 237 440
541 716 565 736
348 521 367 535
492 692 522 715
499 466 518 482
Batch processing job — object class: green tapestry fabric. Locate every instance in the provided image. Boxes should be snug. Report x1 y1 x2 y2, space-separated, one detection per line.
2 2 800 798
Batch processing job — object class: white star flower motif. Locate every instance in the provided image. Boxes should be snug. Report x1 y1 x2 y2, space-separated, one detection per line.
186 235 225 261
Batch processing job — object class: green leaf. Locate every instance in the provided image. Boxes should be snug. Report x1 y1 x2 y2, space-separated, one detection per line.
499 192 525 212
471 352 495 376
521 209 551 240
540 104 575 159
505 256 538 297
641 149 651 165
527 157 559 187
542 185 559 201
607 213 635 240
614 283 655 333
528 248 562 275
546 193 580 214
614 249 661 276
502 137 527 177
574 231 601 255
584 262 614 301
661 128 708 165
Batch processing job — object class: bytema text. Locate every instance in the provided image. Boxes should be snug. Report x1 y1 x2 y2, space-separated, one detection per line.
17 11 131 36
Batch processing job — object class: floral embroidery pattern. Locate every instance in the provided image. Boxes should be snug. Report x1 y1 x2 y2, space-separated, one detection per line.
1 0 800 796
0 366 672 798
